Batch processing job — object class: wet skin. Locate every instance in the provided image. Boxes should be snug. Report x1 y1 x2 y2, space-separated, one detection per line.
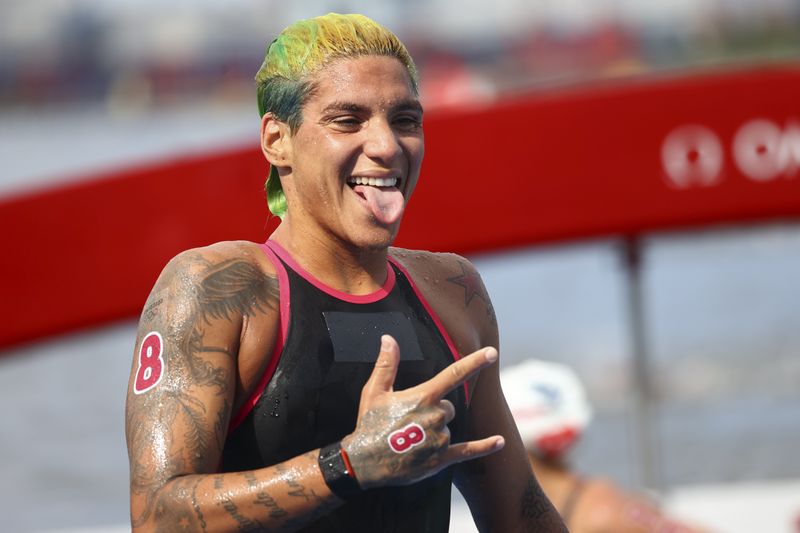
125 54 567 532
263 55 425 266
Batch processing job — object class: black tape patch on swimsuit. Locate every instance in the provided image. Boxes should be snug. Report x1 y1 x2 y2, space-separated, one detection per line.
323 311 424 362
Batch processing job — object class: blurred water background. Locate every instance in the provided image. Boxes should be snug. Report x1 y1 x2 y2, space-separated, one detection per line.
1 1 799 531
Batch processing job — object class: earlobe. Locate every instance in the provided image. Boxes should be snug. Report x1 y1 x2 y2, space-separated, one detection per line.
261 114 291 168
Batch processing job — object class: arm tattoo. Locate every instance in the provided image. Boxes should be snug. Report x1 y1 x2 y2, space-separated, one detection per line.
147 476 208 533
209 475 266 533
485 298 498 327
446 262 497 327
521 476 565 531
181 327 230 393
244 471 289 520
213 398 231 450
144 297 164 322
447 263 488 307
275 463 325 504
190 477 209 532
219 498 264 531
178 392 215 469
198 259 279 323
521 476 548 521
128 252 281 528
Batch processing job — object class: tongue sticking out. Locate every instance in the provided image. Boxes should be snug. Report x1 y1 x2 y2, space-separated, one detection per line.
354 184 406 225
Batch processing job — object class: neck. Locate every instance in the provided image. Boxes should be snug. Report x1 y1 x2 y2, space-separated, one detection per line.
270 221 390 295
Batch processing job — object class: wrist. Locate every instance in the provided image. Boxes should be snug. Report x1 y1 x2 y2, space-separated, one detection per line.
318 441 361 501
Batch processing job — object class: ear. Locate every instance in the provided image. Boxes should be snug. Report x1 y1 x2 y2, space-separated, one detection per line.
260 113 292 169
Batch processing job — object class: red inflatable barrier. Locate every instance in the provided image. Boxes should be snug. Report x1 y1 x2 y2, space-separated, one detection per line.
2 64 800 348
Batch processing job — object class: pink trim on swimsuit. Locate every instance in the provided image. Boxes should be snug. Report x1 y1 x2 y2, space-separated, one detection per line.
228 243 291 431
388 256 470 404
265 240 395 304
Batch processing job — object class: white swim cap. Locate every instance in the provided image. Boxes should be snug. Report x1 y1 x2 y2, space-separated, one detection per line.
501 359 593 459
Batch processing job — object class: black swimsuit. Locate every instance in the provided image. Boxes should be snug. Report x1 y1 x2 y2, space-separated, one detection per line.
222 240 469 532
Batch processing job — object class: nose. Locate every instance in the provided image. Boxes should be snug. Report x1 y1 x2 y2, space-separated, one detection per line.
363 119 403 162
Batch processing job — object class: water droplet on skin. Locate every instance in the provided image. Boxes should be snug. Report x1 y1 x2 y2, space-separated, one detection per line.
267 396 282 417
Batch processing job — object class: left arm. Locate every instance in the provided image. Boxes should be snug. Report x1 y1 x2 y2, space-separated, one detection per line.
453 353 567 532
442 257 567 532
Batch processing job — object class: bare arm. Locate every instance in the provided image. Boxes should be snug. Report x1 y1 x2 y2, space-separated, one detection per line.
125 246 345 531
126 246 507 532
455 358 568 532
446 258 568 532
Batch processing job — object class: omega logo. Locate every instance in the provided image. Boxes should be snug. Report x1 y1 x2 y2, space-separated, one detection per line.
661 118 800 188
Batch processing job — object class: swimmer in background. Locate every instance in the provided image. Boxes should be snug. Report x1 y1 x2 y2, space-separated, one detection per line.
502 359 713 533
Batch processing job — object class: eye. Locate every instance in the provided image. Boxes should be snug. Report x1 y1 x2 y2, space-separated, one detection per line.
329 116 363 131
394 114 423 131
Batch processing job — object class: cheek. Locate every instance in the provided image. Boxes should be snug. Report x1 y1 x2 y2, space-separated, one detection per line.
314 134 360 171
406 136 425 169
402 139 424 196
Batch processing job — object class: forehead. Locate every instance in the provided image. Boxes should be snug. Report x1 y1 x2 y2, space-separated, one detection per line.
304 55 418 111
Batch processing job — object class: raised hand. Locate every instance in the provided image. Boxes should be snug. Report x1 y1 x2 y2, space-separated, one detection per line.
342 335 505 489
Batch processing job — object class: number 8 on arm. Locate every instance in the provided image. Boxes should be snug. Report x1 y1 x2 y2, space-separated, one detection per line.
133 331 165 394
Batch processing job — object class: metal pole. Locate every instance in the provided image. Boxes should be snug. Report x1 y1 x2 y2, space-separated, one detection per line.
622 236 662 493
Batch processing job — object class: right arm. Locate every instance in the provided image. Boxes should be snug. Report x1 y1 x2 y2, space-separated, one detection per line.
125 245 342 531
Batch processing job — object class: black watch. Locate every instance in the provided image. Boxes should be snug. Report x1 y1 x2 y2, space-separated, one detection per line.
318 442 361 500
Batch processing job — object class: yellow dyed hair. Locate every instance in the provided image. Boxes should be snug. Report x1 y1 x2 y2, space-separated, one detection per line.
256 13 418 219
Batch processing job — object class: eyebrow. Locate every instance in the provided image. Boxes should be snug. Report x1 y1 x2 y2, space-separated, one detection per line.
320 99 424 116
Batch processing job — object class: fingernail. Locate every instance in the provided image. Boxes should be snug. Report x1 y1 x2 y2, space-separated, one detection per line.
381 335 391 351
495 436 505 450
485 347 498 362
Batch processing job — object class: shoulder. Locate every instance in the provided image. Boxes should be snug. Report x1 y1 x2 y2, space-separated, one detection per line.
143 240 280 327
389 247 497 351
153 240 279 298
388 248 484 305
389 247 477 281
161 240 276 280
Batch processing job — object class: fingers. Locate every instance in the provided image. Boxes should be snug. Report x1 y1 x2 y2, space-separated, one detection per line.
441 435 505 467
419 347 498 401
361 335 401 401
439 399 456 425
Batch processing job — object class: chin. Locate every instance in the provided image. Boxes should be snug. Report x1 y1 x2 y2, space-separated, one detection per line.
350 222 401 251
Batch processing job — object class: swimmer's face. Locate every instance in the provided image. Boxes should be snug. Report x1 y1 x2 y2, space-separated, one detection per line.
278 55 424 249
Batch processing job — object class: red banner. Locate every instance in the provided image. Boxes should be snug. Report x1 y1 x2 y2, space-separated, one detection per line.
399 64 800 253
2 64 799 348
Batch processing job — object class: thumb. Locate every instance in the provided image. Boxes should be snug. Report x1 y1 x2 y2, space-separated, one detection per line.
360 335 400 405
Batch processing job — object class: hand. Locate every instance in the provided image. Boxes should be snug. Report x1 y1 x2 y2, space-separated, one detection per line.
341 335 505 489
